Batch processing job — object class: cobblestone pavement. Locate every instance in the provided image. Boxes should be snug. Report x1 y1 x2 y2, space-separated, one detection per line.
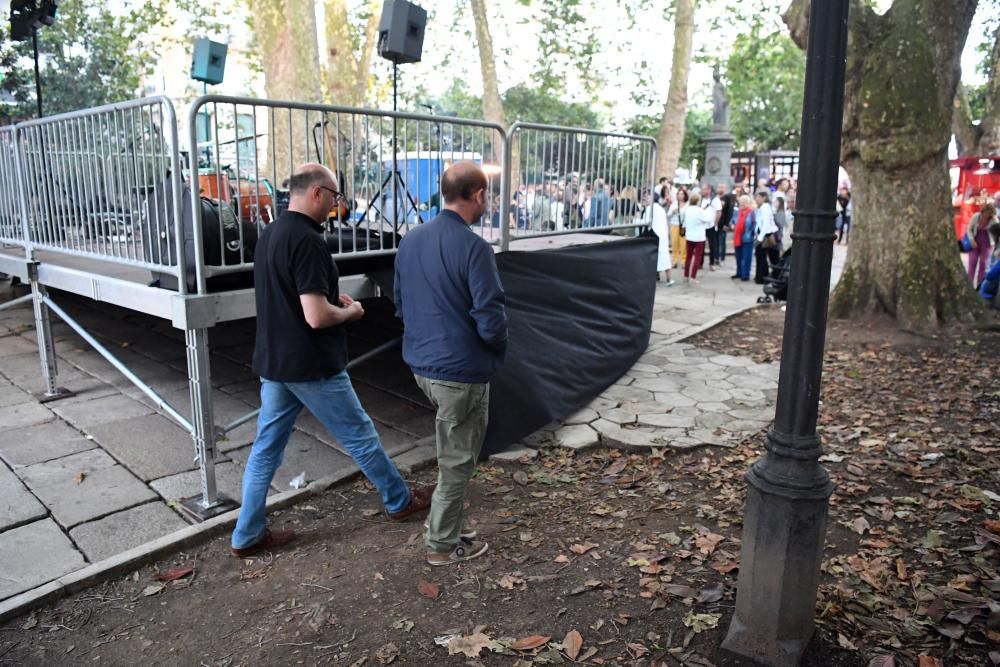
494 247 846 460
0 245 845 604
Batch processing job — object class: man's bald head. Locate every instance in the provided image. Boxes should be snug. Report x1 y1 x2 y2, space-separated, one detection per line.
287 163 339 222
441 162 487 204
440 161 488 224
288 163 338 195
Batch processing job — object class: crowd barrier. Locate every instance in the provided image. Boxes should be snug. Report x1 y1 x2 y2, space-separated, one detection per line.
0 94 656 520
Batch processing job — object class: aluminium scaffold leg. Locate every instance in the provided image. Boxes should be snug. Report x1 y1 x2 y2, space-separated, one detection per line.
179 326 238 521
28 265 73 403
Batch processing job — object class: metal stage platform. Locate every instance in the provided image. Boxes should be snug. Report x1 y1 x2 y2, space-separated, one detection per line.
0 95 655 520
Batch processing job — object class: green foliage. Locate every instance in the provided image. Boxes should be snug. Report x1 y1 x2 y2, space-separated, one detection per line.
0 0 167 117
725 27 806 151
963 82 987 122
432 80 601 128
502 84 600 128
531 0 599 95
626 107 711 174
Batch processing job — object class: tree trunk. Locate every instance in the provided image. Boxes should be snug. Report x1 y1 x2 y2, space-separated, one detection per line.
786 0 984 330
470 0 508 131
324 0 380 107
247 0 322 181
953 22 1000 155
655 0 695 181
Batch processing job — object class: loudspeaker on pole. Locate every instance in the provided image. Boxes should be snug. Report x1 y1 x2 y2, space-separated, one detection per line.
377 0 426 65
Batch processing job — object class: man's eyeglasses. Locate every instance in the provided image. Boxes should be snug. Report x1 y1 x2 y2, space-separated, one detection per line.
318 185 348 205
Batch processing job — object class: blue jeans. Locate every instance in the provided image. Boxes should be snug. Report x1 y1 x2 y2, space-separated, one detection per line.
737 244 753 279
232 370 410 549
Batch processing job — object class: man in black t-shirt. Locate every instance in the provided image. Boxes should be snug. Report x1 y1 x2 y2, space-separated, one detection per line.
231 163 432 558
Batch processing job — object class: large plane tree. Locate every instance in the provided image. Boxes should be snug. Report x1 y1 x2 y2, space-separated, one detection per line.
785 0 986 330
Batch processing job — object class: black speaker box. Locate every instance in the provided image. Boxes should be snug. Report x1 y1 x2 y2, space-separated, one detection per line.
377 0 426 65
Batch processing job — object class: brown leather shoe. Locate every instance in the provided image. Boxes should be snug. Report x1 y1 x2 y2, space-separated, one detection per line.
230 528 296 557
386 485 435 522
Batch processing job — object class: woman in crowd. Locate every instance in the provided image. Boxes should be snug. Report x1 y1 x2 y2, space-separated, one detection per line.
753 189 778 284
668 187 689 269
646 185 674 285
551 188 566 231
773 191 788 251
732 194 755 281
683 191 712 283
718 192 736 264
967 202 996 287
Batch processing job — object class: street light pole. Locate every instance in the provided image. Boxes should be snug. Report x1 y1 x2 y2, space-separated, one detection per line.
721 1 850 665
31 27 43 118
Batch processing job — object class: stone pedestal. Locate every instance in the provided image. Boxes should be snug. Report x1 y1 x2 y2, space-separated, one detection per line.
703 129 733 190
720 453 833 666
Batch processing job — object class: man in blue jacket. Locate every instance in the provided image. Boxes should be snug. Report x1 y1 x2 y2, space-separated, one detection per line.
394 161 508 566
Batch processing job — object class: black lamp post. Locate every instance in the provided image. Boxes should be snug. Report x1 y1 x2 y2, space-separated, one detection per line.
721 1 850 665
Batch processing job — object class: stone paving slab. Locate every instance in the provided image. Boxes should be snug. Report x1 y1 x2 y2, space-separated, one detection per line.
0 419 96 468
49 392 156 430
69 502 189 563
392 444 437 474
0 400 55 430
150 387 258 454
0 519 85 601
85 413 199 482
0 463 46 531
19 449 157 528
226 431 357 491
0 380 33 409
149 461 253 504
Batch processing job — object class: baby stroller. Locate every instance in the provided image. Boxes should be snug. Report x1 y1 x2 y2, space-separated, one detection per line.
758 247 792 304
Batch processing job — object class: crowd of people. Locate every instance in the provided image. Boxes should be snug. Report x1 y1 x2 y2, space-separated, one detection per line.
963 193 1000 307
646 176 798 286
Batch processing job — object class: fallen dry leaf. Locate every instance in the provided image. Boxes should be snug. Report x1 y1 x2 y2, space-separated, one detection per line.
683 612 720 633
918 657 943 667
662 583 698 598
569 542 598 555
374 642 398 664
511 635 550 651
694 532 724 555
447 633 494 658
417 579 440 599
867 655 896 667
562 629 583 661
153 566 193 582
849 516 871 535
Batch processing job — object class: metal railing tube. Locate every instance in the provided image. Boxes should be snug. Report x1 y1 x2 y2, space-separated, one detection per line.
40 294 195 432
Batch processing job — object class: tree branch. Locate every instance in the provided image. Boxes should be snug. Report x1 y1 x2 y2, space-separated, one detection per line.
952 86 980 156
782 0 809 50
976 21 1000 154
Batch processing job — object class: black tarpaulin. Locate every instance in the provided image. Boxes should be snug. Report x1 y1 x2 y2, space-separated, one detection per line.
482 236 657 457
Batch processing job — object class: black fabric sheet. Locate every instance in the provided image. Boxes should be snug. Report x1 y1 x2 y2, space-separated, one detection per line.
482 237 657 457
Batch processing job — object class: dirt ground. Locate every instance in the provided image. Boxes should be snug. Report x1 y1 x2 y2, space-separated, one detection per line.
2 307 999 667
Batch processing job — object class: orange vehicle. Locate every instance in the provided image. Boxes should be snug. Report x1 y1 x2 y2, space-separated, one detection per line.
952 156 1000 239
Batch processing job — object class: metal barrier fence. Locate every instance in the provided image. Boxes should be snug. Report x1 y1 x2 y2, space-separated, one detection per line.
502 122 657 248
0 95 657 519
186 95 507 293
0 126 26 245
13 97 185 285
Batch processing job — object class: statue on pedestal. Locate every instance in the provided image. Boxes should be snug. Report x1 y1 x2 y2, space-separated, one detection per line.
712 64 729 129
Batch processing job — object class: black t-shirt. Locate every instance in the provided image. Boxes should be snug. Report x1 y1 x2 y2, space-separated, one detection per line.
252 211 348 382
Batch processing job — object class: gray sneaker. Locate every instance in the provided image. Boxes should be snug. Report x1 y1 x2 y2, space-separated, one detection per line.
424 519 477 539
426 537 489 566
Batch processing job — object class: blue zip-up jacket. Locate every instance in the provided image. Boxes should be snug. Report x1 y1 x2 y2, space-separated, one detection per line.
394 209 508 383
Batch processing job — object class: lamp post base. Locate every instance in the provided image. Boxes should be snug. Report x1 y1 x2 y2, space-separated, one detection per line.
721 466 832 667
